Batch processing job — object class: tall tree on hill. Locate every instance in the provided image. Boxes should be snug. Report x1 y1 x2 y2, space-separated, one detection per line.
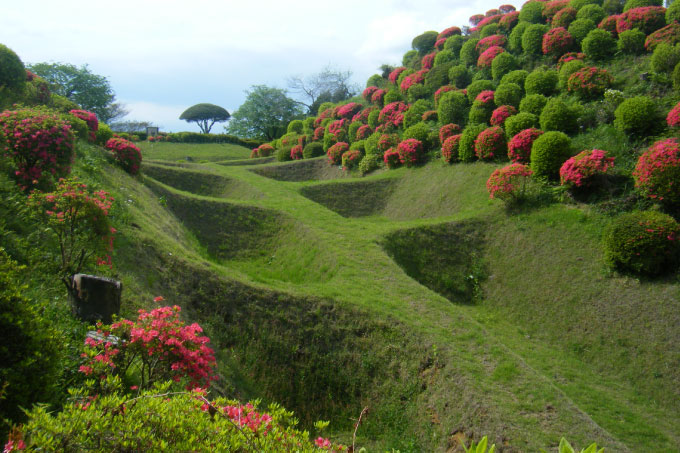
226 85 302 141
179 103 230 134
287 65 360 115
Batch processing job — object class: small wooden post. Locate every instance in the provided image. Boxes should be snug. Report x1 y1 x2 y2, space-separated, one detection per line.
69 274 122 324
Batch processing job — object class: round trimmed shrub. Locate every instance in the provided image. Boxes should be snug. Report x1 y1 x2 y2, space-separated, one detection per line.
543 27 575 58
567 66 613 98
478 47 506 69
559 149 615 187
519 94 548 116
614 96 661 136
348 121 361 142
404 100 433 130
576 4 607 23
466 79 495 103
384 148 402 169
487 163 534 202
569 0 600 10
490 105 517 126
477 35 508 53
397 138 425 167
327 142 349 165
444 35 465 56
645 23 680 52
383 89 402 105
651 43 680 74
481 23 500 38
552 7 579 28
618 29 646 54
530 131 573 179
277 145 293 162
603 211 680 275
469 102 494 124
475 126 507 160
438 90 469 126
359 153 382 175
508 128 544 163
442 134 463 163
582 28 617 60
540 98 579 133
494 82 523 107
377 133 400 155
0 44 25 90
505 112 540 137
491 52 519 81
459 124 487 162
525 68 558 96
95 123 114 146
616 6 667 35
520 1 546 23
543 0 571 22
667 0 680 23
257 143 275 157
434 50 456 66
449 64 472 88
558 58 586 88
439 123 462 143
303 142 325 159
412 31 439 54
633 137 680 204
425 63 453 93
342 149 363 170
460 39 480 67
522 24 549 54
623 0 661 12
568 18 597 44
287 120 303 134
509 21 530 53
403 122 432 150
500 69 529 89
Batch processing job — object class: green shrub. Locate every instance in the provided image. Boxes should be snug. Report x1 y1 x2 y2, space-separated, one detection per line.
302 142 324 159
366 74 384 88
434 49 457 66
519 94 548 116
667 0 680 24
552 7 579 28
623 0 661 11
358 153 382 175
603 0 624 14
531 131 573 178
467 79 495 103
614 96 661 136
0 44 25 90
651 43 680 74
481 23 500 38
559 59 587 88
576 4 607 23
276 145 293 162
520 1 546 23
505 112 540 137
444 35 465 57
582 28 617 60
287 120 304 134
540 98 579 133
569 0 600 10
383 89 402 104
525 68 558 96
402 50 419 68
412 31 439 54
459 124 487 161
500 69 529 89
568 18 596 44
522 24 549 54
95 123 114 146
494 83 523 107
509 22 530 53
438 90 469 126
673 61 680 91
405 100 434 130
469 103 493 124
407 84 429 102
367 110 381 129
449 64 472 88
348 121 361 142
425 63 453 93
460 39 480 67
403 122 433 150
491 52 519 81
603 211 680 275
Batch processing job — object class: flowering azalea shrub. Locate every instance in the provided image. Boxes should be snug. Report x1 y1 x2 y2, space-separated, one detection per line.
28 177 115 276
486 163 533 202
336 103 362 120
667 102 680 128
508 128 544 163
477 35 507 53
542 27 574 58
250 148 259 158
442 134 462 163
567 66 612 98
378 102 408 128
397 138 424 167
290 144 303 160
543 0 570 21
388 67 407 85
356 125 372 141
400 69 428 93
633 138 680 204
327 119 348 137
477 46 505 68
438 26 462 40
616 6 666 34
470 14 485 26
477 14 503 29
313 126 325 141
106 137 142 175
499 4 516 13
603 210 680 275
0 107 75 190
499 11 520 31
257 143 274 157
552 7 578 28
645 22 680 51
362 86 379 101
421 53 436 70
490 105 517 126
557 51 585 69
475 126 507 160
383 148 401 169
341 149 362 171
352 107 375 124
439 123 462 144
559 149 615 187
370 89 386 107
434 85 455 106
435 37 447 50
326 142 349 165
69 109 98 142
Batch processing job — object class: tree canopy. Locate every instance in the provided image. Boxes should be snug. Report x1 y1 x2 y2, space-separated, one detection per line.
179 103 230 134
226 86 302 141
287 65 359 115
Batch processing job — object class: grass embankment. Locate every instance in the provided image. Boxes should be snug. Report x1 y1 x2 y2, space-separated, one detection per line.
118 141 680 450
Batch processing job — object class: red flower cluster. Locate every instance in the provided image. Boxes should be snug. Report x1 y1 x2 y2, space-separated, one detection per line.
542 27 574 58
0 108 75 189
378 133 400 154
397 138 424 167
106 137 142 175
633 138 680 204
327 142 349 165
313 126 325 141
148 134 169 143
69 109 99 142
475 90 496 106
290 144 303 160
328 119 349 137
250 148 259 159
336 103 362 120
508 128 544 163
476 14 503 29
477 35 507 53
370 89 386 106
341 149 362 171
557 52 585 69
499 11 520 31
567 66 612 98
378 102 409 127
645 22 680 51
490 105 517 126
598 15 619 36
313 108 334 127
542 0 569 21
475 126 506 160
616 6 667 34
362 86 379 101
559 149 615 187
383 148 401 169
388 67 407 85
442 134 462 163
487 163 533 201
256 143 274 157
438 26 462 40
356 124 372 140
439 123 462 144
552 7 577 28
667 102 680 128
352 107 375 124
25 70 36 81
434 85 455 106
477 46 505 68
421 53 436 70
435 38 448 50
400 69 428 93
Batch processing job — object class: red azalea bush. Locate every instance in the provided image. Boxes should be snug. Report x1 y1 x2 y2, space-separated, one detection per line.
442 134 463 163
475 90 496 106
257 143 274 157
327 119 348 136
397 138 424 167
383 148 402 168
486 163 533 202
69 109 98 142
477 35 508 53
378 133 400 154
633 138 680 204
341 149 362 170
559 149 615 187
542 27 574 58
327 142 349 165
478 46 506 68
352 107 375 124
616 6 666 34
439 123 462 143
667 102 680 128
378 102 409 127
313 126 325 141
477 14 503 29
599 15 619 36
435 37 448 50
356 124 373 140
499 11 520 31
388 67 407 85
434 85 455 106
400 69 428 93
290 144 303 160
362 86 379 101
490 105 517 126
421 53 436 70
370 89 386 106
470 14 485 26
313 108 334 127
508 128 544 163
0 107 75 189
336 102 362 119
557 52 585 69
475 126 507 160
106 137 142 175
552 7 578 28
543 0 570 21
438 26 462 40
567 66 613 98
645 22 680 51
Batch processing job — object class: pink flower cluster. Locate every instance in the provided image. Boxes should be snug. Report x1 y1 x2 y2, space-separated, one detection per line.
439 123 462 144
476 14 503 29
313 108 334 127
645 22 680 51
552 7 577 28
328 119 348 136
313 126 325 141
105 137 142 175
388 67 407 85
559 149 615 187
434 85 455 107
499 11 520 31
362 86 379 101
499 4 516 13
255 143 274 158
352 107 375 124
490 105 517 126
667 102 680 128
341 149 362 170
397 138 423 167
477 35 507 53
336 102 362 120
475 126 506 160
356 124 373 140
508 128 543 163
435 38 448 50
442 134 462 163
421 52 436 70
370 89 386 106
69 109 99 142
633 138 680 204
616 6 667 34
487 163 533 201
542 0 570 21
383 148 401 169
290 144 303 160
470 14 485 26
557 52 585 69
475 90 496 106
599 15 619 36
567 67 612 98
400 69 428 93
438 26 462 40
148 134 169 143
477 46 505 68
378 133 400 153
378 102 408 128
327 142 349 165
542 27 574 58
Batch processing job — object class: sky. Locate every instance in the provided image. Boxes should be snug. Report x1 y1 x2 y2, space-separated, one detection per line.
1 0 503 133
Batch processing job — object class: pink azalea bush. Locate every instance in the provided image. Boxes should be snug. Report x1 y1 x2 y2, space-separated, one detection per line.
475 90 496 106
435 38 447 50
400 69 428 93
378 133 400 154
542 0 570 21
383 148 402 169
599 15 619 36
470 14 485 26
633 138 680 204
442 134 462 163
552 7 578 28
421 53 436 70
477 35 507 53
616 7 666 35
370 89 386 106
567 67 613 98
508 128 544 163
356 125 372 140
336 103 362 120
477 46 505 68
490 105 517 126
327 142 349 165
313 126 325 141
499 4 516 13
439 123 462 144
645 22 680 51
362 86 379 101
559 149 615 187
499 11 520 31
667 102 680 128
378 102 409 128
290 144 303 160
69 109 98 142
397 138 424 167
438 26 462 40
341 149 362 170
542 27 574 58
486 163 533 202
388 67 407 85
557 52 585 69
475 126 507 160
106 137 142 175
352 107 375 124
257 143 274 157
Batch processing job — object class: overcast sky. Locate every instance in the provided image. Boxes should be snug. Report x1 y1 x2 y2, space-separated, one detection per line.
1 0 503 132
